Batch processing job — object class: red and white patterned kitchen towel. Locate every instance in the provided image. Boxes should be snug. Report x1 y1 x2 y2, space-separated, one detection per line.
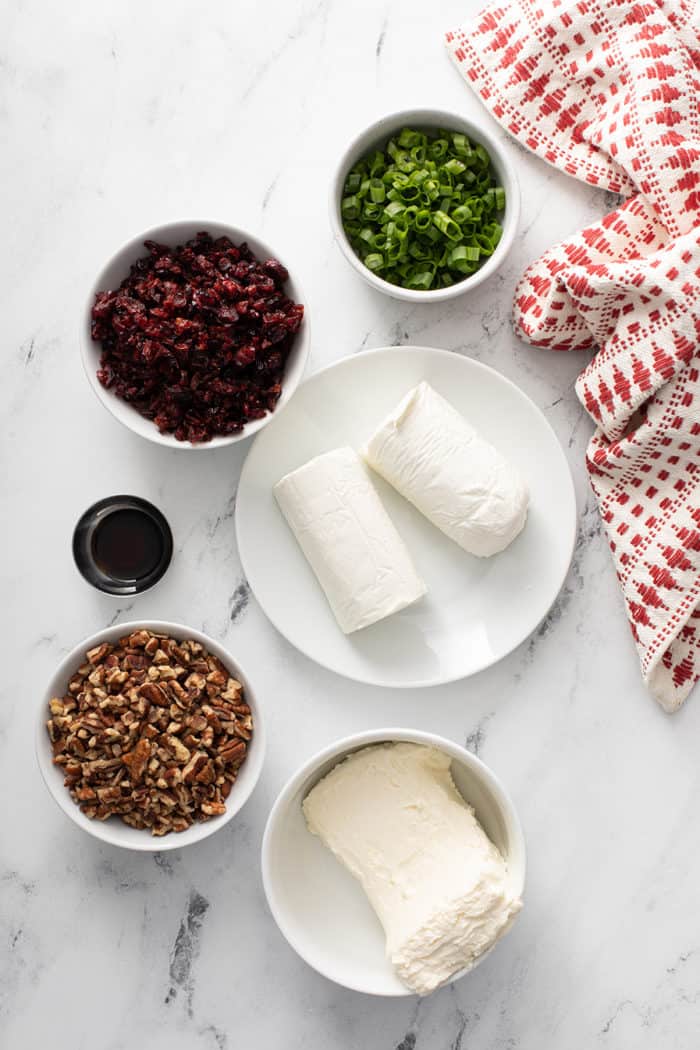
446 0 700 711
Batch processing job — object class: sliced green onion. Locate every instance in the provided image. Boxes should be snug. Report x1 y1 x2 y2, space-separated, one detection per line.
362 202 382 220
368 150 385 176
406 269 434 289
475 144 490 167
383 200 405 220
414 209 432 232
399 184 420 202
451 133 471 158
427 138 448 160
433 210 462 241
369 179 386 203
398 128 422 148
341 194 362 220
448 245 480 272
451 204 472 224
364 253 384 271
341 126 505 290
443 158 466 176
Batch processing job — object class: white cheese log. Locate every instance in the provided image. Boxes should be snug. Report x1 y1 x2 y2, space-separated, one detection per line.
303 742 522 996
362 382 529 557
274 447 426 634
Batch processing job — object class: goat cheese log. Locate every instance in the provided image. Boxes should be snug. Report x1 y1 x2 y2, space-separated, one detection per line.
303 743 522 996
362 382 529 557
274 447 427 633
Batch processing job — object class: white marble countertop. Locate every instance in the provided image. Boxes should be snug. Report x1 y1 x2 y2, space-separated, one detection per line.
4 1 700 1047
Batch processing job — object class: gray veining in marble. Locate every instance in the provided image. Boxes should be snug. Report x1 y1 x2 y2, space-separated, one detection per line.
3 0 700 1047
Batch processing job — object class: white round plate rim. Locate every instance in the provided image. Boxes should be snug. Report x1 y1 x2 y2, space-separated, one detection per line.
236 345 577 688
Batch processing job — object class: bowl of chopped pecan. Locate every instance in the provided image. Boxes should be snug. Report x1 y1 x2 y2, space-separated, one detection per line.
36 622 265 850
81 221 309 448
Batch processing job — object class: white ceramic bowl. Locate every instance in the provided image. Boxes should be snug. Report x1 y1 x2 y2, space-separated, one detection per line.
262 728 526 996
330 109 520 303
36 620 265 851
81 220 310 449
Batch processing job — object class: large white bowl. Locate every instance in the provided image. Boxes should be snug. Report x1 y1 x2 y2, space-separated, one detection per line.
36 620 265 851
81 220 310 449
330 109 520 303
262 728 526 996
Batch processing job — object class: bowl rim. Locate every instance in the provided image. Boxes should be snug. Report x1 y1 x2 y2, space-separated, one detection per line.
261 727 526 996
36 619 266 852
329 107 520 303
80 218 311 451
72 494 174 596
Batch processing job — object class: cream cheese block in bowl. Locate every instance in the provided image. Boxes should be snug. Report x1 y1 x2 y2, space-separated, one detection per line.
303 742 522 995
261 728 526 997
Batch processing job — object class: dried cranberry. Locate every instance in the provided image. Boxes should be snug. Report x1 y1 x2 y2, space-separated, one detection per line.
263 259 289 284
235 346 256 367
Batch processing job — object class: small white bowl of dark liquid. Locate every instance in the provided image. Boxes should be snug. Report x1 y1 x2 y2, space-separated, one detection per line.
72 495 173 595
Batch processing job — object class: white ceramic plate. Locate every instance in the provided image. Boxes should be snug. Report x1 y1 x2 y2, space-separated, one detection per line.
236 346 576 687
261 728 526 996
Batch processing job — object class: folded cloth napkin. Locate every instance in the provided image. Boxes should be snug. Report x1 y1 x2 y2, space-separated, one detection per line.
446 0 700 711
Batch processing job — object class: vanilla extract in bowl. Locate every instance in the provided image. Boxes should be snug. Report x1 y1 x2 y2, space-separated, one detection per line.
73 496 173 595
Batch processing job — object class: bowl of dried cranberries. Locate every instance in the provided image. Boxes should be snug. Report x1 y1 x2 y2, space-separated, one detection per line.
82 221 309 448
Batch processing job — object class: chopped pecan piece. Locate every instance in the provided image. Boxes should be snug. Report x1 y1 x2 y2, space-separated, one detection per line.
129 630 151 648
201 801 226 817
219 739 247 765
139 681 169 707
122 738 151 782
182 751 209 783
166 735 191 764
87 643 112 666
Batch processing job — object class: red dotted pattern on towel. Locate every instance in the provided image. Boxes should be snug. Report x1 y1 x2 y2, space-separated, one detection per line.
447 0 700 710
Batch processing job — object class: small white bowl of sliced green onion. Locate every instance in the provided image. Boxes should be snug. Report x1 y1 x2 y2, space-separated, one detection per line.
330 109 520 302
